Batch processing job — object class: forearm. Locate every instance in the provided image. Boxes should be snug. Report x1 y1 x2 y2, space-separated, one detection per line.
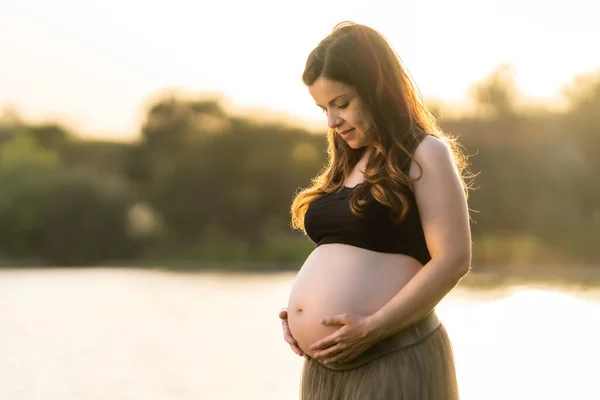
367 257 470 340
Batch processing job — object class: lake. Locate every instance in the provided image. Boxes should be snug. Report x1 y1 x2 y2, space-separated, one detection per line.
1 268 599 399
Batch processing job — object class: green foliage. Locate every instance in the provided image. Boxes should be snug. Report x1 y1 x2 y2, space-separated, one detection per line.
61 140 137 177
0 132 61 170
472 234 565 266
32 169 139 265
0 133 139 265
1 66 599 268
136 99 325 255
0 135 61 257
140 233 314 268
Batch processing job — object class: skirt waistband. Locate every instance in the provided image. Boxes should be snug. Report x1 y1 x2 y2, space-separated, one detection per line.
317 312 442 371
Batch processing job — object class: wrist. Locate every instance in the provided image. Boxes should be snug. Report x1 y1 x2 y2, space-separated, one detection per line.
366 311 389 341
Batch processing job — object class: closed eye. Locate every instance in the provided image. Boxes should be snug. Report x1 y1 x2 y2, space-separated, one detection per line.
319 102 349 114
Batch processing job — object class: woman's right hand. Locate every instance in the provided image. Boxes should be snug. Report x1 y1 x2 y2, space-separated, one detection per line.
279 308 304 357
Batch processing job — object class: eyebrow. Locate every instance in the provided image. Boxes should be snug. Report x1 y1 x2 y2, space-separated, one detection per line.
315 94 348 108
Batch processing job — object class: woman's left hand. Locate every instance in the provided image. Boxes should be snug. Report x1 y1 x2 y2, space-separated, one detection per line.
309 313 382 364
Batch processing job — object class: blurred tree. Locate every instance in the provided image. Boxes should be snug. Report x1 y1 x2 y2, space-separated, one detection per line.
469 64 519 121
33 169 139 265
561 69 600 261
62 139 137 178
563 70 600 185
2 65 597 267
0 132 139 265
148 113 324 257
28 123 71 153
0 116 71 152
0 134 61 257
132 97 230 191
132 95 326 257
0 106 23 145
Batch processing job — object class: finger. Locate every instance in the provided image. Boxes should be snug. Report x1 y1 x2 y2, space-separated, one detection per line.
281 322 300 348
309 334 338 351
324 347 354 364
284 335 298 346
290 344 304 357
323 355 341 364
335 345 368 364
281 320 296 343
321 313 347 326
313 344 344 360
330 351 353 364
336 353 356 364
284 334 299 346
279 308 288 320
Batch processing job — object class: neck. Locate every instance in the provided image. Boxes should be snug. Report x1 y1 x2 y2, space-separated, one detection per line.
359 145 373 162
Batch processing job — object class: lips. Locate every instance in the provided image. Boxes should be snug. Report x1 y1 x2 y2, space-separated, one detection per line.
338 128 354 137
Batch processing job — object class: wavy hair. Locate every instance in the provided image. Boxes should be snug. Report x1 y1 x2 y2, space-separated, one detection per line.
291 21 471 232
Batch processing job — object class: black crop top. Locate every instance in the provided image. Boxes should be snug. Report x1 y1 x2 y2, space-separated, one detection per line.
304 183 431 265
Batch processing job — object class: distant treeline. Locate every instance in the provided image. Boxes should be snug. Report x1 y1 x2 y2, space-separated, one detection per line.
0 66 598 267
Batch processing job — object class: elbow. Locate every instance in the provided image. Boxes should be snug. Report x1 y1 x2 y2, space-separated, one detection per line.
458 260 471 278
445 250 471 280
430 247 472 280
456 251 472 278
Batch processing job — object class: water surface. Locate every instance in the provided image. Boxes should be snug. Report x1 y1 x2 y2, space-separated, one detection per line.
1 268 599 399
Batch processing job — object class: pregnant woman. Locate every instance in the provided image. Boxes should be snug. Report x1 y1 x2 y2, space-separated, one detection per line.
279 22 473 399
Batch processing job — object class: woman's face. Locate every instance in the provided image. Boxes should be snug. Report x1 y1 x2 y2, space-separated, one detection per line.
308 77 374 149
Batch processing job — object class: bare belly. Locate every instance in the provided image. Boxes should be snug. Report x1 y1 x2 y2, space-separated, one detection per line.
287 244 422 356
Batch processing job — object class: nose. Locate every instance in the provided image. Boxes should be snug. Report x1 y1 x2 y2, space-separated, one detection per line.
327 111 342 130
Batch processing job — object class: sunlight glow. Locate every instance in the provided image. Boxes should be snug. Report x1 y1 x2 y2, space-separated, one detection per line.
445 288 600 400
1 0 598 139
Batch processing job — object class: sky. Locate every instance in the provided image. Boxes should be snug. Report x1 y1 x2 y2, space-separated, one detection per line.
1 0 598 141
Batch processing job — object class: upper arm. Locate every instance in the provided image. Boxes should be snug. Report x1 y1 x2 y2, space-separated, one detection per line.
409 136 471 269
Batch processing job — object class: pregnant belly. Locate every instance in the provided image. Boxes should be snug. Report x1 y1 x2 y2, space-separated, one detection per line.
287 244 422 356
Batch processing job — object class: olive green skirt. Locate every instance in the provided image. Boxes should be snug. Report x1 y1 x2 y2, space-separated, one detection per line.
300 312 459 400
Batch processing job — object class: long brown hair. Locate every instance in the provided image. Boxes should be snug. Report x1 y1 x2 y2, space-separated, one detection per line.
290 21 470 232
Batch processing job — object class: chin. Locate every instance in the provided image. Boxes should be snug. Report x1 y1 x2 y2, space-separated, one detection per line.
347 141 367 150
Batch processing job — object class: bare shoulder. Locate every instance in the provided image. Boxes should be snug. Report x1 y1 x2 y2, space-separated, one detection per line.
408 135 456 180
408 135 471 264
